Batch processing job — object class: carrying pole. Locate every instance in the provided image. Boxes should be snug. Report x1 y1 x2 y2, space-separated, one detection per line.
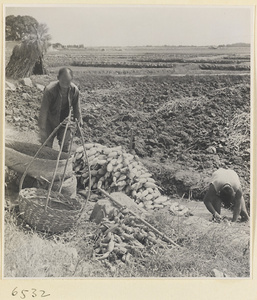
98 187 180 248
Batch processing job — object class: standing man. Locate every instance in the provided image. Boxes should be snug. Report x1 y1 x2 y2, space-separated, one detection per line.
38 68 82 152
203 168 249 222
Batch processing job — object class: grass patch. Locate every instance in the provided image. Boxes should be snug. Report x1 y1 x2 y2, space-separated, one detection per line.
4 211 79 277
4 206 250 278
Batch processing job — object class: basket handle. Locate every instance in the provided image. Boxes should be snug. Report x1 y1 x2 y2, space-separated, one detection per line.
58 123 76 194
57 119 92 218
44 110 72 211
76 121 92 222
19 117 70 192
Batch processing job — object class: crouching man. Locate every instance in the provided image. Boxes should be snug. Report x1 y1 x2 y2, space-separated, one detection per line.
38 67 83 152
204 168 249 222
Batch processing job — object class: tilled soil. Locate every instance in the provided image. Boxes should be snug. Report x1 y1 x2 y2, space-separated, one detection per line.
77 73 250 206
5 73 250 210
5 84 41 133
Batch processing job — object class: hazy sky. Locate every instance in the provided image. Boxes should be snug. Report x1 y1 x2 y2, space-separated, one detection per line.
5 5 252 46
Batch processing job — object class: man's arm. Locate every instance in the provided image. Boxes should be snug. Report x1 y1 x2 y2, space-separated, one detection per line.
204 183 221 219
72 88 82 124
232 189 242 222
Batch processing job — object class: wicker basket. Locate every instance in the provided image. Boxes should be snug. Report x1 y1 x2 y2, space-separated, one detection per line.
17 118 91 233
19 188 82 233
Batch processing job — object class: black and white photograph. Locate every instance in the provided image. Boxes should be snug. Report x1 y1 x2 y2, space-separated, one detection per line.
3 5 253 278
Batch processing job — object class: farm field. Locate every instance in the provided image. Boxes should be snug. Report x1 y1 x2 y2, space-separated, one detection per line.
4 45 251 277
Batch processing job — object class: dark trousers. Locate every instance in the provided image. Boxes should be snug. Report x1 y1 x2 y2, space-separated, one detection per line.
44 122 71 152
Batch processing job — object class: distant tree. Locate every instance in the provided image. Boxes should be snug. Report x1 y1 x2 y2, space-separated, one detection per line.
226 43 250 48
6 23 51 78
52 42 63 49
5 15 39 41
